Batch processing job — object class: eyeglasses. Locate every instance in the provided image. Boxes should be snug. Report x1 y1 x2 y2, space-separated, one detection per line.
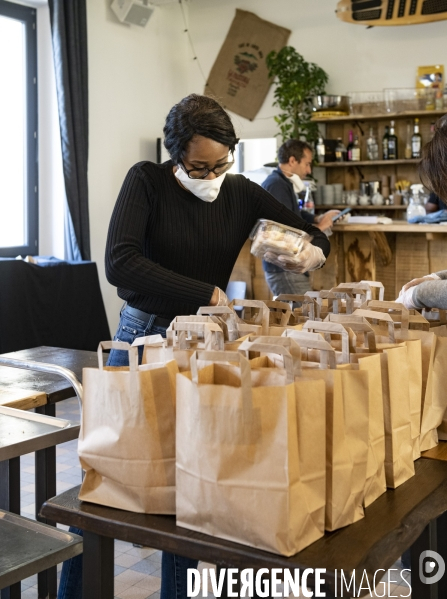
179 159 235 180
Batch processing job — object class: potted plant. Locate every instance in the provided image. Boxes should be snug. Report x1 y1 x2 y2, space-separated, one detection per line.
266 46 329 144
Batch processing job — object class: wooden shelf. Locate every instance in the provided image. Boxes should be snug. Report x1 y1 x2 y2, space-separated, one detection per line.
332 221 447 233
315 204 407 210
311 110 446 123
317 159 420 168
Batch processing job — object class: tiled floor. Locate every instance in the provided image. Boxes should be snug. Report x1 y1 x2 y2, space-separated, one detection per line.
15 397 411 598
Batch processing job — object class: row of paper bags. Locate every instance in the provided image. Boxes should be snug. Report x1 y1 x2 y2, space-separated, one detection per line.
75 295 447 557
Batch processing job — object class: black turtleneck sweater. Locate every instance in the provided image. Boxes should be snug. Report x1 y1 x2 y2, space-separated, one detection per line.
105 161 330 320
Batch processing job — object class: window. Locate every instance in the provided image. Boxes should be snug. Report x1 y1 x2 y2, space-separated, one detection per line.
0 0 37 257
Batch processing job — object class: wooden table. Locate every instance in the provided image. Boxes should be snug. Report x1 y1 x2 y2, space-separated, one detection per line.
0 386 46 411
422 440 447 462
40 459 447 599
0 346 101 409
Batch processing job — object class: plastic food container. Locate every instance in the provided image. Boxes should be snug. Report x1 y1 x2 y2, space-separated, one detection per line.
249 219 312 263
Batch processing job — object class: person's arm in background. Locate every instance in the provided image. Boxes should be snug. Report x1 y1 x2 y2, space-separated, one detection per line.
262 174 339 231
396 270 447 309
425 192 442 214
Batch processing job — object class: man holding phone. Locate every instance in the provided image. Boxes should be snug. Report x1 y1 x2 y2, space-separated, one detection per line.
262 139 340 298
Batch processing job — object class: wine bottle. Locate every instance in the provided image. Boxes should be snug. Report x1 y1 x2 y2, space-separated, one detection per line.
382 126 390 160
411 118 422 159
351 135 361 161
388 121 398 160
335 137 347 162
347 130 354 161
366 128 378 160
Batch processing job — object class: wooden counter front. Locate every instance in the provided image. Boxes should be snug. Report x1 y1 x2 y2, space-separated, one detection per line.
313 221 447 300
229 222 447 302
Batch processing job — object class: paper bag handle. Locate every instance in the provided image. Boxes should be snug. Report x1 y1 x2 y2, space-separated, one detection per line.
360 280 385 301
303 320 350 363
229 299 269 335
97 341 138 371
237 340 298 382
169 321 224 350
324 314 377 352
242 336 302 377
131 334 165 348
263 300 293 326
190 350 253 423
281 329 337 369
352 308 396 342
362 300 409 336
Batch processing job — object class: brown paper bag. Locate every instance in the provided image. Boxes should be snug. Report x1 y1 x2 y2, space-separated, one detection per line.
300 368 369 531
78 341 177 513
204 9 291 120
176 349 326 556
380 346 414 488
346 354 386 507
419 335 447 449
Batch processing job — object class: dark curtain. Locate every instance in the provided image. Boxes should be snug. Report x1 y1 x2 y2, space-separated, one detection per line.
48 0 90 260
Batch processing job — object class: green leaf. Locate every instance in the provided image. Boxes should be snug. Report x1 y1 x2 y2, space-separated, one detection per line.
266 46 328 144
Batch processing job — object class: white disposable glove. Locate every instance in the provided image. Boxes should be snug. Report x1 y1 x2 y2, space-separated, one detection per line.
215 287 229 306
395 286 418 310
401 273 440 292
264 242 326 274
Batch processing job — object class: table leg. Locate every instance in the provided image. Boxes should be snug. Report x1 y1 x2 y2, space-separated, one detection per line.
411 519 440 599
35 404 57 599
435 511 447 598
0 458 21 599
82 531 114 599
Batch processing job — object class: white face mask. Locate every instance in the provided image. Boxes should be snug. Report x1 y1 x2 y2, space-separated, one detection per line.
175 166 226 203
282 169 305 194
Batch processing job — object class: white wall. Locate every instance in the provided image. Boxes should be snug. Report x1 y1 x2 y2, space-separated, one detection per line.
87 0 190 333
186 0 447 141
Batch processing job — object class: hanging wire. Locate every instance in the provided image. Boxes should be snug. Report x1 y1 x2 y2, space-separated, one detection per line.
178 0 208 85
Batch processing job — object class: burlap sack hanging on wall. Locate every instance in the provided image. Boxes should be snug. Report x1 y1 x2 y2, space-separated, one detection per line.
204 9 291 120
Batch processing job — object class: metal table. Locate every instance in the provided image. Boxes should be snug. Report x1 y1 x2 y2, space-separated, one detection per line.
41 459 447 599
0 510 82 590
0 356 83 599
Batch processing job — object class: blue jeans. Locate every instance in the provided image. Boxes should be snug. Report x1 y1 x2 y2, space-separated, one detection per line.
264 269 311 298
58 305 198 599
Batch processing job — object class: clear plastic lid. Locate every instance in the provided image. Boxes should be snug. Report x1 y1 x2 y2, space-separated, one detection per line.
249 219 313 242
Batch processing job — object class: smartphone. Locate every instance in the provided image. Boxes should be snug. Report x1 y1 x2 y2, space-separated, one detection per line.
332 207 351 222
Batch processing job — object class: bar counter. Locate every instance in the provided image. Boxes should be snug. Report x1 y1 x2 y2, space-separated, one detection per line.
313 220 447 299
332 221 447 233
230 221 447 303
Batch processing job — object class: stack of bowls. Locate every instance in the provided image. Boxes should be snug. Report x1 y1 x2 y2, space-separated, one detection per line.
333 184 343 204
321 185 334 206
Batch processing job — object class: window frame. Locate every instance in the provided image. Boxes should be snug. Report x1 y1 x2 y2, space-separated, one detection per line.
0 0 38 257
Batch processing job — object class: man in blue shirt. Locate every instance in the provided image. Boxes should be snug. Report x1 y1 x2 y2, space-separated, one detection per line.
262 139 338 297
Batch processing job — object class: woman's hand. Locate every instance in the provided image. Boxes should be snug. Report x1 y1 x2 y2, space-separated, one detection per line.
210 287 229 306
264 244 326 273
402 274 440 292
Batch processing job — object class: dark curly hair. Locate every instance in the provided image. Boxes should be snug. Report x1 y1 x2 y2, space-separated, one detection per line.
278 139 313 164
163 94 239 163
419 114 447 202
